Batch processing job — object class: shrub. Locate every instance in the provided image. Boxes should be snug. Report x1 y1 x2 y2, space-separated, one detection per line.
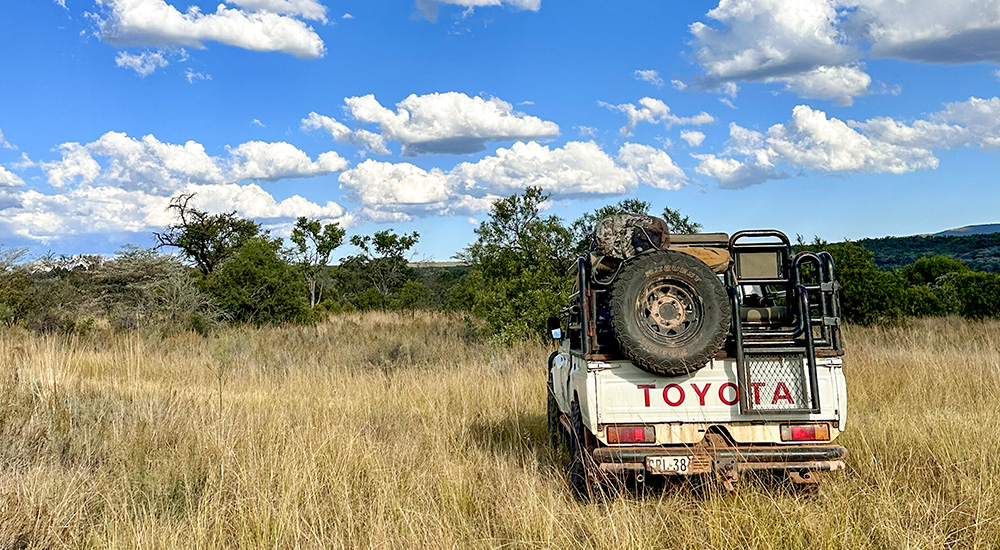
943 271 1000 320
202 238 308 325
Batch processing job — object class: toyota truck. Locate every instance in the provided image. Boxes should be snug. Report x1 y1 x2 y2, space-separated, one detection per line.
546 216 847 497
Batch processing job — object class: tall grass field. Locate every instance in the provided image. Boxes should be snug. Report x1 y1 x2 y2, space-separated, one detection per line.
1 312 999 549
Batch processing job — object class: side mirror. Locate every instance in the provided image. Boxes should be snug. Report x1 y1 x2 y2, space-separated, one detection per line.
547 316 562 340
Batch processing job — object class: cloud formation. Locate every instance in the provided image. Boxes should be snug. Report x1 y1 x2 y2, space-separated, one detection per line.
2 183 344 242
95 0 326 59
338 140 686 220
633 69 664 87
227 0 329 23
228 141 348 182
0 166 24 188
38 131 346 194
680 130 706 147
600 97 715 136
4 130 349 242
301 112 390 155
416 0 540 21
115 50 170 76
336 92 560 156
688 0 1000 104
0 128 15 150
694 96 1000 188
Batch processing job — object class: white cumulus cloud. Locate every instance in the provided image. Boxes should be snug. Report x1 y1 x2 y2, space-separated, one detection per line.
617 143 687 190
680 130 706 147
0 166 24 188
688 0 1000 103
452 141 635 196
228 141 348 181
302 111 390 155
39 131 348 195
416 0 540 21
227 0 329 23
342 92 560 156
115 50 170 76
41 143 102 188
859 0 1000 63
600 97 715 136
2 183 344 242
633 69 664 87
95 0 326 59
87 131 226 194
338 140 687 219
691 98 1000 188
339 159 453 212
0 128 16 150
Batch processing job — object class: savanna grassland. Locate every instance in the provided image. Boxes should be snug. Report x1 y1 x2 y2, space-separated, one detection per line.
1 313 999 549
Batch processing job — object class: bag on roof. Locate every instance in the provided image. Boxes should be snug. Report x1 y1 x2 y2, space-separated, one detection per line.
592 214 670 260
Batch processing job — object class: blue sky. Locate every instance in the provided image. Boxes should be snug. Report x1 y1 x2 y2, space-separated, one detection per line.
1 0 999 261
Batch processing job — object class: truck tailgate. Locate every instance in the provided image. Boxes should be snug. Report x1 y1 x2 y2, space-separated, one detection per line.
594 357 845 425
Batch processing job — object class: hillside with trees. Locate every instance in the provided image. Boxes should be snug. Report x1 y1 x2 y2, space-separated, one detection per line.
857 232 1000 272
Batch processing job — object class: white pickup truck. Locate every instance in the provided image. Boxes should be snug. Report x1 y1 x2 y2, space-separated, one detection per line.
547 225 847 497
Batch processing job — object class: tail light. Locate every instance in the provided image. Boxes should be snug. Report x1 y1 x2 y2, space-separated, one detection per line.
780 423 831 442
606 425 655 444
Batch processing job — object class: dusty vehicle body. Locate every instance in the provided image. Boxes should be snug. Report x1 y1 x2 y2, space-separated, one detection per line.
547 228 847 495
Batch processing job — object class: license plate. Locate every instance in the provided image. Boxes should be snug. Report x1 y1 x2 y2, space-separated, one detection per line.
646 455 696 475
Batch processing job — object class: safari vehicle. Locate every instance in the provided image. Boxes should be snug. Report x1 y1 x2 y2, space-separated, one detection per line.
546 215 847 497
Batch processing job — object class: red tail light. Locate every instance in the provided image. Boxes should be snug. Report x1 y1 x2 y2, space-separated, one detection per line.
606 425 656 444
780 423 831 442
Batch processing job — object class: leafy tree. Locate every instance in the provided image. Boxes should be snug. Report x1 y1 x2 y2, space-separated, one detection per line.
662 206 702 234
800 239 907 325
0 244 31 326
343 229 420 309
0 270 33 326
202 238 308 325
155 194 262 275
391 280 430 310
93 246 217 333
904 284 947 317
289 217 346 308
942 271 1000 319
462 187 574 338
902 255 969 285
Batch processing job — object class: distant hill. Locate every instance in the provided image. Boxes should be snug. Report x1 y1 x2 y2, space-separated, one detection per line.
934 223 1000 237
857 232 1000 273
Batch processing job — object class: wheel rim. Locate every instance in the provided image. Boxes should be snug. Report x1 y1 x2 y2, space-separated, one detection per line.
634 277 705 346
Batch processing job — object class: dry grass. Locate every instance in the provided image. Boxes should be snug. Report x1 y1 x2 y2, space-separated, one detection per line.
1 312 1000 549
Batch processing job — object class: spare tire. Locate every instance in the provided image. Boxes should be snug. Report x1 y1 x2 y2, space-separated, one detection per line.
609 249 731 377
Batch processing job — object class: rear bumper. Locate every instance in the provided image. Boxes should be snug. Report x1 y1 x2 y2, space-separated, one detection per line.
593 444 847 476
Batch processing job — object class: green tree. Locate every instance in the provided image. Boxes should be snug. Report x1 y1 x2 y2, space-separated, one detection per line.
943 271 1000 320
902 255 969 285
155 194 262 275
344 229 420 309
202 238 308 325
289 217 346 308
462 187 574 338
0 244 31 326
391 280 430 310
800 239 907 325
662 206 702 234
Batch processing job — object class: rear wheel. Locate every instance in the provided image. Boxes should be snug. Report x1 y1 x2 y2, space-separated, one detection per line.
566 400 620 500
610 250 731 377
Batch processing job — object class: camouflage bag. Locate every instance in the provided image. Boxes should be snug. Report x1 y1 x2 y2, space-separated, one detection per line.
592 214 670 260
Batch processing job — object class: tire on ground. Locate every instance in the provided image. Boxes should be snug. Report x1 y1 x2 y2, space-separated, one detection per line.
609 249 731 377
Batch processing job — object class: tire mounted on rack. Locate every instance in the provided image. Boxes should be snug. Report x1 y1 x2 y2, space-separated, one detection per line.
609 249 732 377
